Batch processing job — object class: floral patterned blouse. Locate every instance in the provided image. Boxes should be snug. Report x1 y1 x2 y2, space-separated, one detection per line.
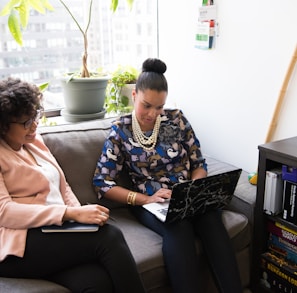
93 109 207 197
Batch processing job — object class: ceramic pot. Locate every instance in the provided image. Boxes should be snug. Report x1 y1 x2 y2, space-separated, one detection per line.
60 76 110 115
120 83 135 108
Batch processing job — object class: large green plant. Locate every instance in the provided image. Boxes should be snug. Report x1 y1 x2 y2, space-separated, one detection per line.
0 0 134 78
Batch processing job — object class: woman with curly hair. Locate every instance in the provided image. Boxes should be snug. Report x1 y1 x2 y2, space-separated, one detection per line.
0 77 145 293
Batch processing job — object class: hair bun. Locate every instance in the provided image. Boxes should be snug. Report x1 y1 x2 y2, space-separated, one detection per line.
142 58 167 75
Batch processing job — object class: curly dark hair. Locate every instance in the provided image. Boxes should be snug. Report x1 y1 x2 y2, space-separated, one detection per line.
135 58 168 93
0 77 43 138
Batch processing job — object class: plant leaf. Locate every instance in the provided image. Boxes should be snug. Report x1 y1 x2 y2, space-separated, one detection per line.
38 82 49 92
110 0 118 12
125 0 134 10
40 0 54 11
0 0 21 16
27 0 46 14
8 9 23 45
110 0 134 12
16 1 29 27
1 0 54 46
121 95 129 106
65 72 76 83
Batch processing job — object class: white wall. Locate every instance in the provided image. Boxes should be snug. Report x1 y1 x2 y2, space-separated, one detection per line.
158 0 297 173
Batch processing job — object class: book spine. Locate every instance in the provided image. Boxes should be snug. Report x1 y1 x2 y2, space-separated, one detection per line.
268 220 297 246
283 181 297 224
260 252 297 292
264 171 272 214
268 233 297 263
264 170 283 215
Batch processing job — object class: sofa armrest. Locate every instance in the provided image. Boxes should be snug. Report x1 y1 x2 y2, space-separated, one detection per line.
231 170 256 225
205 155 256 225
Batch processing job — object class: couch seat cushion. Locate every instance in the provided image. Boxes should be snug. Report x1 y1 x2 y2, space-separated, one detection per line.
0 277 70 293
110 207 249 292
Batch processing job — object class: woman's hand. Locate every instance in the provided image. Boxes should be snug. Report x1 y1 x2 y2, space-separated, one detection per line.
104 185 172 206
191 167 207 180
63 204 110 226
145 188 172 204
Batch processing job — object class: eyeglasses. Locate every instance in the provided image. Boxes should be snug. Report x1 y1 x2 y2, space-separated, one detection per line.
11 110 43 129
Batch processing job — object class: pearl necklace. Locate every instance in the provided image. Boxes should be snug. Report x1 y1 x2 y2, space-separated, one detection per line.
131 111 161 151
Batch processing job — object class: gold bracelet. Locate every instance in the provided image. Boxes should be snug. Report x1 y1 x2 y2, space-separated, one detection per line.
127 191 137 205
127 192 132 205
127 192 136 205
132 192 136 205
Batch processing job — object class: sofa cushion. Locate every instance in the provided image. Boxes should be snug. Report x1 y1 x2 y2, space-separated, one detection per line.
205 155 256 225
110 207 249 292
0 277 70 293
39 119 113 206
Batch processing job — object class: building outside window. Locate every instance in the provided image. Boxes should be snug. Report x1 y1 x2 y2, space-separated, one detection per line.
0 0 158 113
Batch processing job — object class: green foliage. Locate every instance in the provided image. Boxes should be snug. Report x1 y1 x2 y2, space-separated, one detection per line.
38 82 49 92
63 69 109 83
0 0 134 47
110 66 138 87
40 115 57 126
0 0 54 45
37 81 58 126
105 65 139 114
110 0 134 12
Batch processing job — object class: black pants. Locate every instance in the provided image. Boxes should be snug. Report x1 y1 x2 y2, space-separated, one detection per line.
0 224 145 293
132 207 243 293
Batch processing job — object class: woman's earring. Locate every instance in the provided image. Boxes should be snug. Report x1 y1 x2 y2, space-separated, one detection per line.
132 90 136 104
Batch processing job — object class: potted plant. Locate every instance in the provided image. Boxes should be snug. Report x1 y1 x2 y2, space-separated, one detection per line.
105 65 139 115
0 0 135 121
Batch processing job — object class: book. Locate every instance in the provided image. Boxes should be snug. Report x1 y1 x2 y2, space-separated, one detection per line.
41 221 99 233
264 169 283 215
283 180 297 224
268 232 297 264
267 220 297 247
260 252 297 293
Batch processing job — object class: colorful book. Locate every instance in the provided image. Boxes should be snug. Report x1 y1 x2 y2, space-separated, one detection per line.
268 220 297 246
268 233 297 264
260 252 297 293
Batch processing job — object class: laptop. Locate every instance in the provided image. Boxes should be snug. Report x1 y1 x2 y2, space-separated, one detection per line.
41 221 99 233
142 169 242 223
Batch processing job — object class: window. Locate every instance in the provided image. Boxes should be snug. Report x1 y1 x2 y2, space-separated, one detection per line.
0 0 158 114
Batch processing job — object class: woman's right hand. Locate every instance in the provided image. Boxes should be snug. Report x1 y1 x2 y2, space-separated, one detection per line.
63 204 110 226
145 188 172 204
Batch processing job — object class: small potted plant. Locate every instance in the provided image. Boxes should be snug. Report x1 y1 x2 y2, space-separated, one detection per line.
105 65 139 115
0 0 135 121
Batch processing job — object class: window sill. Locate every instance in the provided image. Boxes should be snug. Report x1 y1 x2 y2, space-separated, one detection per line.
40 112 118 127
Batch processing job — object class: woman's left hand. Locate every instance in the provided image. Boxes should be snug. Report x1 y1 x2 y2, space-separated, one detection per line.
63 204 110 226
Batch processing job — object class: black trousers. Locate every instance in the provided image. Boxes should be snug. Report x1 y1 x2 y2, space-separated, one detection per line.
0 224 145 293
132 207 243 293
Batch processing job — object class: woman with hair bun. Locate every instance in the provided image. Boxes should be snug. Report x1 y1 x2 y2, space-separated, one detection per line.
94 58 242 293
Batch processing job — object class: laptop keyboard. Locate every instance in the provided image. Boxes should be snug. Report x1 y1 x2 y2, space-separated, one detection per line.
158 208 168 216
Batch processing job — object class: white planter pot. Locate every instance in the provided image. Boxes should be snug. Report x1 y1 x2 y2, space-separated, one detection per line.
120 83 135 108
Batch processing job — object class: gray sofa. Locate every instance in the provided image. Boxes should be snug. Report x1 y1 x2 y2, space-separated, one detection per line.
0 117 256 293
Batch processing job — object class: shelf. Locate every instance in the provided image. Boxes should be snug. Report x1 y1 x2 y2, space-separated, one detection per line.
267 215 297 233
251 136 297 292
